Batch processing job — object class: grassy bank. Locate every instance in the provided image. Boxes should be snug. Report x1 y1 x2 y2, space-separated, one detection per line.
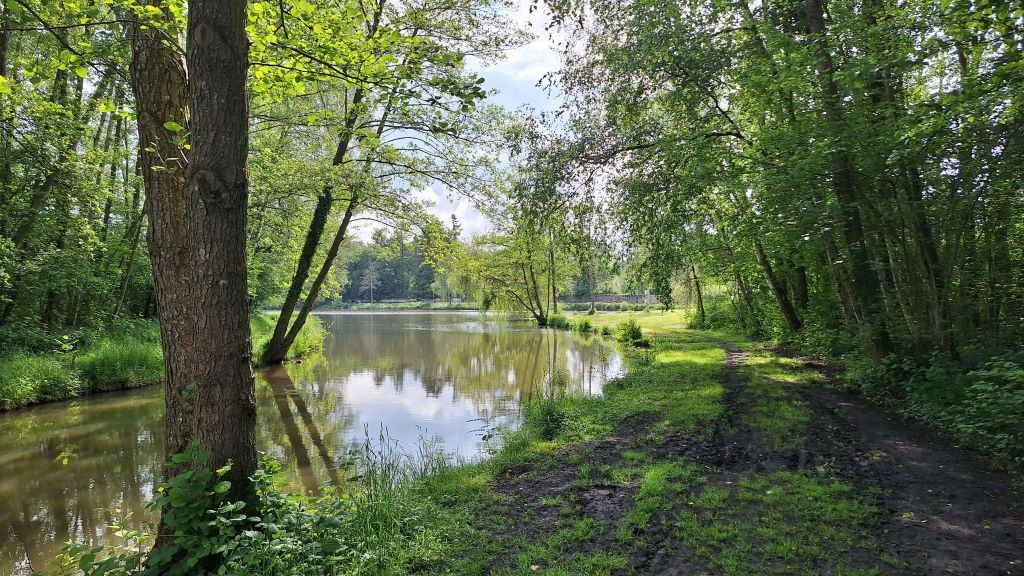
67 310 910 575
0 314 326 411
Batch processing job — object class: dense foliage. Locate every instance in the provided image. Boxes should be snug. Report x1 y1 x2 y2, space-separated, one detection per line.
516 0 1024 459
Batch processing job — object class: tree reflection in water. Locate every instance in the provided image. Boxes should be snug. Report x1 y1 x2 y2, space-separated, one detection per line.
0 312 621 576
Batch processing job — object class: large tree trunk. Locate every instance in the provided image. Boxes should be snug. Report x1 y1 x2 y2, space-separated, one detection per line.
184 0 257 497
128 0 194 546
130 0 256 555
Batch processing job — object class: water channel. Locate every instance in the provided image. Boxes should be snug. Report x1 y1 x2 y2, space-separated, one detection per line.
0 312 623 575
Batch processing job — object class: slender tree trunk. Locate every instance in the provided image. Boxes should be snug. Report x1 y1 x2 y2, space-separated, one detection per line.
112 208 144 320
588 256 596 313
755 240 802 331
805 0 888 358
529 258 546 326
263 187 333 363
0 1 10 79
691 265 706 325
266 194 360 364
793 264 809 310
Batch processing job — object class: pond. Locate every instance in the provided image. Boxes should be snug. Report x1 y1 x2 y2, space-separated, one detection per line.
0 312 623 576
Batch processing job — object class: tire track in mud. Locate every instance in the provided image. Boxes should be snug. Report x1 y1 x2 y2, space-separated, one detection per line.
481 339 1024 575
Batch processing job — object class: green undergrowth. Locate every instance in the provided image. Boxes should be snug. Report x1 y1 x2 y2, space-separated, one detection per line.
1 314 326 410
251 312 328 361
55 312 899 574
0 353 84 409
850 352 1024 470
61 437 495 576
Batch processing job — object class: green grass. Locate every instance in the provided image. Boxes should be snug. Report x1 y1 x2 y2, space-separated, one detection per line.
76 337 164 392
251 312 328 362
618 459 701 541
0 353 83 409
741 353 816 451
1 314 327 411
667 471 888 575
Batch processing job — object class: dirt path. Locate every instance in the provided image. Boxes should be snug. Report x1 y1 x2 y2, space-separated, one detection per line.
486 340 1024 575
794 362 1024 574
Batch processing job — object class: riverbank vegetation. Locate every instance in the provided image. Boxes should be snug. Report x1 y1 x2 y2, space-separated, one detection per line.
69 310 1016 575
0 315 325 411
2 0 1021 572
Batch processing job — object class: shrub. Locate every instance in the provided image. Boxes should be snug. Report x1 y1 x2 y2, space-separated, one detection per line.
616 318 643 342
547 314 571 330
76 337 164 392
600 326 613 337
575 318 594 333
631 337 652 348
0 353 82 409
951 358 1024 467
524 397 568 441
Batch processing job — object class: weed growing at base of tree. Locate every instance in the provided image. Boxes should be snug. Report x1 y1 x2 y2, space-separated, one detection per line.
547 314 571 330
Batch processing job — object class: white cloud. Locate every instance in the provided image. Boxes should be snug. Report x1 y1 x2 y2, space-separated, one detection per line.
351 185 490 242
354 2 565 243
474 0 564 112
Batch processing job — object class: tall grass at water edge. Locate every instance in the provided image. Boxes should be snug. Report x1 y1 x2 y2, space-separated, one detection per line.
0 314 327 410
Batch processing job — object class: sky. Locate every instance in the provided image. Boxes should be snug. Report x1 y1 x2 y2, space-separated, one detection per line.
350 0 563 242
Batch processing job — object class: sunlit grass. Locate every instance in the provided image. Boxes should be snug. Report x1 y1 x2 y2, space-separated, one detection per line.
251 312 329 362
77 337 164 392
0 353 83 409
741 352 815 451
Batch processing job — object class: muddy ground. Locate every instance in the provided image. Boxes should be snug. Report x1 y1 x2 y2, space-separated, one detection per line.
489 342 1024 575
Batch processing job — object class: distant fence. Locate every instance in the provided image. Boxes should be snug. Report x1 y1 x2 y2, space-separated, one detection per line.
558 294 659 304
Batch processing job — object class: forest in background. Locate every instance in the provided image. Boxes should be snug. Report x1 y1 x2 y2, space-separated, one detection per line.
1 0 1021 452
0 0 1021 573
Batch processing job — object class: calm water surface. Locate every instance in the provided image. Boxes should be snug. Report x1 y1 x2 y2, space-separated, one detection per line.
0 312 622 575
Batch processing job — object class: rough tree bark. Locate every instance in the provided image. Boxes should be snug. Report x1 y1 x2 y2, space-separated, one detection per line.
128 0 194 542
184 0 257 495
129 0 257 553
